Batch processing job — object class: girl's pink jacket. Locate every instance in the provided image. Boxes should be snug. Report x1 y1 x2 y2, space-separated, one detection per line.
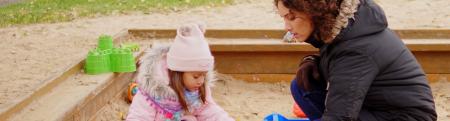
127 45 234 121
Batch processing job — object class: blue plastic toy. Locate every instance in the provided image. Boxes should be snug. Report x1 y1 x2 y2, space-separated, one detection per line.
264 113 310 121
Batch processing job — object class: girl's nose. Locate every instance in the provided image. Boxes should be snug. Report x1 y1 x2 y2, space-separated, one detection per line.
197 78 205 85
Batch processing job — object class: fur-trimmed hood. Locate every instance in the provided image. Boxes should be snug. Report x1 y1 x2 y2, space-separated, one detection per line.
327 0 388 43
128 44 235 121
136 43 216 101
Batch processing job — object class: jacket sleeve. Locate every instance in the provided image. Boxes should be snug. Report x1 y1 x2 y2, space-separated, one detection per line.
321 50 379 121
194 86 235 121
127 92 158 121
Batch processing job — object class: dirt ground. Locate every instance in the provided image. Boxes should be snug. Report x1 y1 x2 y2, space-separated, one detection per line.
94 76 450 121
0 0 449 120
95 75 294 121
432 80 450 121
375 0 450 29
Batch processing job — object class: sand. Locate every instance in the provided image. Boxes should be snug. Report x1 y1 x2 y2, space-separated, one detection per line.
0 0 449 120
0 0 281 110
94 74 294 121
93 94 130 121
431 80 450 121
94 75 450 121
375 0 450 29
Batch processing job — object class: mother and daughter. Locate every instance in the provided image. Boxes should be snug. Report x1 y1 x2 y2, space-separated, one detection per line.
126 0 437 120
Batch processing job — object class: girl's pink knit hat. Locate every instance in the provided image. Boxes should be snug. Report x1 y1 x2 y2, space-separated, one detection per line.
167 23 214 72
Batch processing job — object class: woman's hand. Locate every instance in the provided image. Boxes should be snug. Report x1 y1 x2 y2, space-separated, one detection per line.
296 55 323 91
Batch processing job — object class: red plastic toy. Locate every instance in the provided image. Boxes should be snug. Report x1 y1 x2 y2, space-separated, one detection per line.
293 102 307 118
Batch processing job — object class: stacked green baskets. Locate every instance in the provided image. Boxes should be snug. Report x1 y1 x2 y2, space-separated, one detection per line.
84 35 137 75
85 49 111 74
110 48 136 72
98 35 114 50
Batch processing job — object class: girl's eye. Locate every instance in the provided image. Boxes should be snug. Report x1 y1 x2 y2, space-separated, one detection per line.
193 75 201 79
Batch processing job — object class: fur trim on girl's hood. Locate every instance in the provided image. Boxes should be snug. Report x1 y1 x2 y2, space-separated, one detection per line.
136 43 216 102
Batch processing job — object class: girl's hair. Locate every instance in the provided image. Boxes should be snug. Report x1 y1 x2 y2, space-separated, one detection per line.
168 70 207 112
274 0 342 42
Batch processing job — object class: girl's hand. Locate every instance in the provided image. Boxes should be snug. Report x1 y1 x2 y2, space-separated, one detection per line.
181 115 197 121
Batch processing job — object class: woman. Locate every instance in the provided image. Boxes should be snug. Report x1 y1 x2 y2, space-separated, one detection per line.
274 0 437 120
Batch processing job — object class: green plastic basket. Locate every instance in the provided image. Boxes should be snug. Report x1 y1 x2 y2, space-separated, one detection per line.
98 35 114 51
85 49 111 75
110 48 136 72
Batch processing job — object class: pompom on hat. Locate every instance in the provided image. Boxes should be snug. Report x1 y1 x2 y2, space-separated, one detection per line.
166 23 214 72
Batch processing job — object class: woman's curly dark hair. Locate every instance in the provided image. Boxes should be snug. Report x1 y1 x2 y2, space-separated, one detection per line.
275 0 342 42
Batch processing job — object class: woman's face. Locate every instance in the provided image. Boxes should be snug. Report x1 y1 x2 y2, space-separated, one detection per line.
183 71 207 92
277 1 314 42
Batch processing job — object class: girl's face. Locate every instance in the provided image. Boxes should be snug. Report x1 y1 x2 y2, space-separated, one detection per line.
183 71 207 92
277 1 314 42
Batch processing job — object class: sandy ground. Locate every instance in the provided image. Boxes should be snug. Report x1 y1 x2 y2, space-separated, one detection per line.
0 0 283 110
375 0 450 29
94 76 450 121
0 0 449 119
432 80 450 121
94 75 294 121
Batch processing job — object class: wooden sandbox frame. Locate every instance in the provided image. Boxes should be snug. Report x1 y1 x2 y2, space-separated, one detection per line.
1 29 449 121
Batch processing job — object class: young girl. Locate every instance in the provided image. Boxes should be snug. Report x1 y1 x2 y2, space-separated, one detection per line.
127 23 234 121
